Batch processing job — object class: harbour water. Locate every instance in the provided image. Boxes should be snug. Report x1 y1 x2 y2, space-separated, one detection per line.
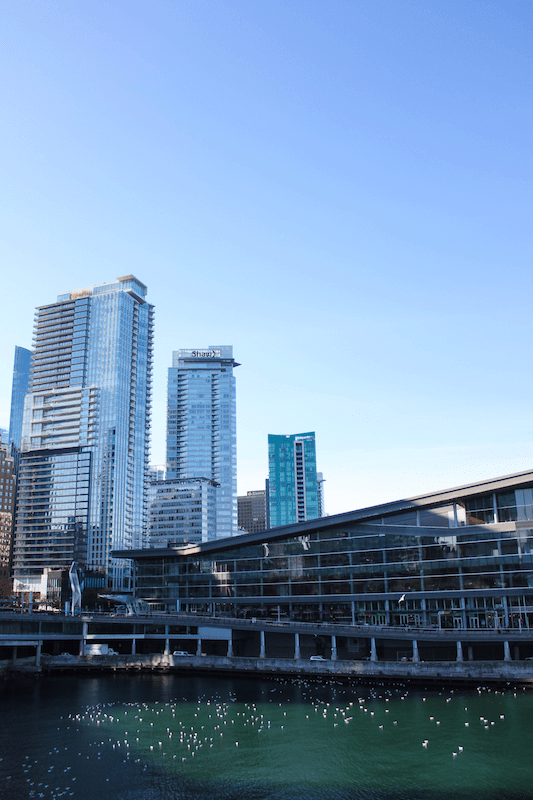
1 673 533 800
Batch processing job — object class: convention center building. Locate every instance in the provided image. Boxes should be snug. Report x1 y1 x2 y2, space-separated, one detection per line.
117 470 533 646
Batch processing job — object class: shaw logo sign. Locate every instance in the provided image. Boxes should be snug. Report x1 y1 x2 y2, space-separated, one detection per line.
191 350 217 358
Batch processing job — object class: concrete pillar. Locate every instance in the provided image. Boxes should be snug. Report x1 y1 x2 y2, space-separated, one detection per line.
456 641 463 662
351 601 356 626
370 637 377 662
504 640 511 661
80 621 88 656
514 646 520 661
227 638 234 657
331 635 337 661
412 639 420 663
260 630 266 659
164 625 170 655
294 632 301 660
502 596 510 628
461 598 467 630
468 646 474 662
196 638 202 657
36 641 42 668
131 638 136 655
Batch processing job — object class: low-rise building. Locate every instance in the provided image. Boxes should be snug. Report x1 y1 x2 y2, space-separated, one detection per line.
119 469 533 634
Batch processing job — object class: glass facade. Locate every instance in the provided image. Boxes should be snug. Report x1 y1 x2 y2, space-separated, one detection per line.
13 450 90 576
166 346 238 540
13 276 153 594
268 432 320 527
8 346 32 450
149 478 217 546
124 474 533 632
317 472 326 517
0 441 16 598
237 490 267 534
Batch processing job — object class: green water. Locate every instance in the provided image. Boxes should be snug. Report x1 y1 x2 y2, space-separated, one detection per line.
1 674 532 799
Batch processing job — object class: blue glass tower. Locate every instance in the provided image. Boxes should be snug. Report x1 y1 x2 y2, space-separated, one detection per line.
8 346 32 449
166 346 238 540
13 276 153 596
268 432 320 527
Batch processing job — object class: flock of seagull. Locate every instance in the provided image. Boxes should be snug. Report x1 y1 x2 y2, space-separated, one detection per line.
1 676 525 799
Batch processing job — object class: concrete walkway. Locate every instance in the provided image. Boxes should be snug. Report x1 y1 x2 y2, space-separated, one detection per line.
21 652 533 686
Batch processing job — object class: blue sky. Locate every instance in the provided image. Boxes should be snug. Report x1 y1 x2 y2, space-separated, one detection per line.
1 0 532 514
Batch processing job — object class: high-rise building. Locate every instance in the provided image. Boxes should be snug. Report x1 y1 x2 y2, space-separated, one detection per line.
148 464 166 482
149 477 218 547
12 276 153 598
0 435 16 598
8 346 32 450
166 346 238 540
237 490 267 534
317 472 326 517
267 432 321 527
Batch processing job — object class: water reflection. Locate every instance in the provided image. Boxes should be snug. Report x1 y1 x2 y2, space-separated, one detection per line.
1 675 533 799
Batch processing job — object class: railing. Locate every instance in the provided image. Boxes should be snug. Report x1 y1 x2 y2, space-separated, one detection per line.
105 610 533 641
3 609 533 641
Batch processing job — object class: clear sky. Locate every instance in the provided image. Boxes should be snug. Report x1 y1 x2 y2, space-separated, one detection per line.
1 0 532 516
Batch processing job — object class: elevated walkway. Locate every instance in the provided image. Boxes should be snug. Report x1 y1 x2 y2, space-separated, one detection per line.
2 611 533 685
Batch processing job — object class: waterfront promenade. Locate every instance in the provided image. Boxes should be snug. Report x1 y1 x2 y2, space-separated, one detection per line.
28 651 533 686
2 610 533 685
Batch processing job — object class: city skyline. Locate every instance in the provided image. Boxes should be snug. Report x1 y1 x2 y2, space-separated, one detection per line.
1 2 532 515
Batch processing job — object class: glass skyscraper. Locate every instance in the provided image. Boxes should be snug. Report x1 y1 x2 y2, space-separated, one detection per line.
268 432 320 527
12 276 153 597
8 345 32 449
166 346 238 540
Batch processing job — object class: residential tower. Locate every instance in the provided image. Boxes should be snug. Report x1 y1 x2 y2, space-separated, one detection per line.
166 346 238 540
267 432 321 527
12 276 153 599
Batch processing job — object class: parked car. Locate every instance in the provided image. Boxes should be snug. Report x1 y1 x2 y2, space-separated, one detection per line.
310 655 326 661
172 650 189 656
